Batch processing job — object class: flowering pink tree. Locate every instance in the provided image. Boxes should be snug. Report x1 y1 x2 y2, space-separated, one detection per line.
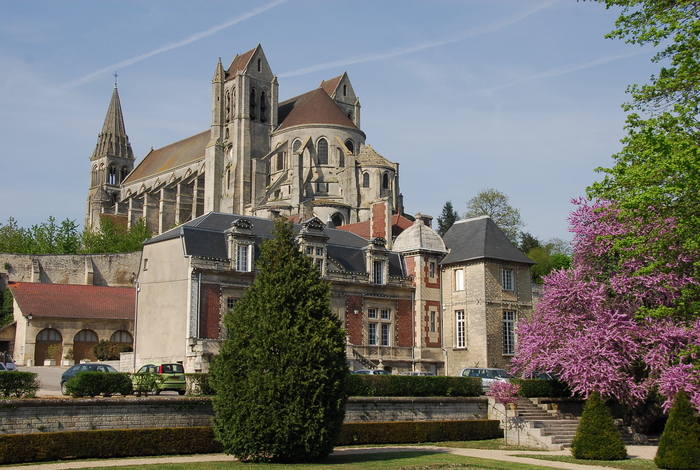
512 199 700 426
487 381 520 406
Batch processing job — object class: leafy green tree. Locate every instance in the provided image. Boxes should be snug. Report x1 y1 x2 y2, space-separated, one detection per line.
518 232 541 254
526 240 572 284
209 219 348 463
655 390 700 470
0 288 13 327
437 201 460 236
0 216 80 254
82 218 151 254
465 188 523 242
571 391 627 460
0 218 30 253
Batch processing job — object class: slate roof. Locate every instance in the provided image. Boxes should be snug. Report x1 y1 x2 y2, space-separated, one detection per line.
440 216 535 265
146 212 405 276
122 130 209 184
277 88 358 131
8 282 135 320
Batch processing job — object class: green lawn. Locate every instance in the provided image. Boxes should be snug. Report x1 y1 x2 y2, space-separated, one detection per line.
512 454 659 470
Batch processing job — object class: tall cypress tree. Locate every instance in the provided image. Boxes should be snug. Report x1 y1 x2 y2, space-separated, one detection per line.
437 201 460 236
210 219 348 463
655 391 700 470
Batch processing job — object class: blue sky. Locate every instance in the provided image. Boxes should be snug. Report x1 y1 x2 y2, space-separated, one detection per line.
0 0 660 242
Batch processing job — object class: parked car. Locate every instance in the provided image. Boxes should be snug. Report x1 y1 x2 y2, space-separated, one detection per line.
61 363 119 395
352 369 390 375
2 355 17 371
400 371 435 376
0 363 8 372
459 367 514 389
525 371 559 381
132 363 186 395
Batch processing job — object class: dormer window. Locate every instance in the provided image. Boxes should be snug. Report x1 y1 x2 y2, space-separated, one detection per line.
236 244 252 272
304 245 325 274
373 260 385 285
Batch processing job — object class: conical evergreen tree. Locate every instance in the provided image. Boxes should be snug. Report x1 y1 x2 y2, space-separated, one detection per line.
655 391 700 470
571 391 627 460
210 219 348 463
437 201 460 236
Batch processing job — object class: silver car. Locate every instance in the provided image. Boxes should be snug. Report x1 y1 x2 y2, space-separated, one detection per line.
459 367 513 389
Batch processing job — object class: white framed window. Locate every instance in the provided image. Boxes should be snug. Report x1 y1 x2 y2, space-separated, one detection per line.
368 322 378 346
373 260 385 285
503 310 516 355
456 310 466 348
429 261 436 279
226 298 236 310
455 268 464 291
237 244 251 272
501 268 514 291
380 309 390 320
380 323 390 346
367 308 377 319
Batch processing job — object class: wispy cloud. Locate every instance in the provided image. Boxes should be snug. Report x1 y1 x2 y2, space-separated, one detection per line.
278 0 560 78
481 48 652 93
63 0 287 90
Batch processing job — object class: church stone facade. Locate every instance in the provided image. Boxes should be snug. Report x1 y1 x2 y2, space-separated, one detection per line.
86 45 401 235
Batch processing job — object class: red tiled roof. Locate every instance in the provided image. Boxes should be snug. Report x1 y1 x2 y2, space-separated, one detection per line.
8 282 135 320
319 75 343 97
226 47 256 77
123 130 209 184
338 213 414 240
277 88 357 131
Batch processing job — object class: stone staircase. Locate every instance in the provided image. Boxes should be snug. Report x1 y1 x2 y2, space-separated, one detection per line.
507 398 649 450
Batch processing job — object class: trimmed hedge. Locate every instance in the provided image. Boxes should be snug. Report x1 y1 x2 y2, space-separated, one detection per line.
0 371 40 398
511 378 571 398
0 427 222 465
338 420 501 445
346 375 482 397
0 420 501 464
65 372 133 398
186 373 215 396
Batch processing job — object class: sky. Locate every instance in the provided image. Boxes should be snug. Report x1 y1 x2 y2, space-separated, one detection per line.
0 0 661 243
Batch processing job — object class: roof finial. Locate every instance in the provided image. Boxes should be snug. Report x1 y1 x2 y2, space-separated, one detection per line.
113 71 119 88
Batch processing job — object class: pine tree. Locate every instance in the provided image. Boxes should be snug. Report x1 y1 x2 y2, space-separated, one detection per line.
571 391 627 460
209 219 348 463
437 201 459 236
655 391 700 470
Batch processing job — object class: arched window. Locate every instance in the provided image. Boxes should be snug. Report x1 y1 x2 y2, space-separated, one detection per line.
276 152 285 171
108 165 117 185
91 165 98 186
260 91 267 123
249 88 257 120
382 173 390 189
343 84 347 97
317 139 328 165
331 212 344 227
257 58 262 72
292 140 301 154
362 172 370 188
37 328 62 342
75 330 98 342
121 167 130 182
345 139 354 154
225 90 231 122
110 330 133 343
338 148 345 168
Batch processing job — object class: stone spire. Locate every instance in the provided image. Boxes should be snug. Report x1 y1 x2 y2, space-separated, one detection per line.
91 85 134 162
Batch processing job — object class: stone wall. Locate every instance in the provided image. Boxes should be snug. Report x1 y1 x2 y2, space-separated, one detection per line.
0 396 488 435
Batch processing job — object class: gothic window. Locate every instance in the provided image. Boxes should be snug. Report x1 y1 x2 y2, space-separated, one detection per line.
276 152 285 171
317 138 328 165
382 172 389 190
91 166 98 186
232 87 236 117
345 139 354 154
260 91 267 123
108 165 117 185
249 88 257 120
338 148 345 168
331 212 344 227
362 172 370 188
121 167 130 182
257 58 262 72
343 84 347 97
225 90 231 122
292 139 301 154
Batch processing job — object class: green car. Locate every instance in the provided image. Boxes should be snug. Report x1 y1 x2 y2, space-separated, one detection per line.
133 363 186 395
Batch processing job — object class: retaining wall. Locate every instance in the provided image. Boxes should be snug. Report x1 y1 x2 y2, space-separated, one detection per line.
0 396 488 435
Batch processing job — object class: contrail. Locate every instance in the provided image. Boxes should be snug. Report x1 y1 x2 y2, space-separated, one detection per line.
278 0 560 78
63 0 287 90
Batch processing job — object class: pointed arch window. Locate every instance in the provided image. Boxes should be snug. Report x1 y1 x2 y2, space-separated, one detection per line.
108 165 117 185
249 88 257 120
362 172 370 188
292 139 302 154
121 167 130 182
260 91 267 123
382 172 390 189
338 148 345 168
345 139 354 154
225 90 231 122
276 152 285 171
317 139 328 165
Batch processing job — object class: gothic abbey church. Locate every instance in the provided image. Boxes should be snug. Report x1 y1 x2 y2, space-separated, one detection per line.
86 45 402 233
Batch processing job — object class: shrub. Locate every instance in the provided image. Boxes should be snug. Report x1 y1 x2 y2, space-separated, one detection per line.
338 420 501 445
0 371 40 398
511 378 571 398
345 374 481 397
186 373 215 396
210 220 348 463
571 391 627 460
131 372 162 396
93 340 132 361
64 372 132 397
654 391 700 470
0 427 222 465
